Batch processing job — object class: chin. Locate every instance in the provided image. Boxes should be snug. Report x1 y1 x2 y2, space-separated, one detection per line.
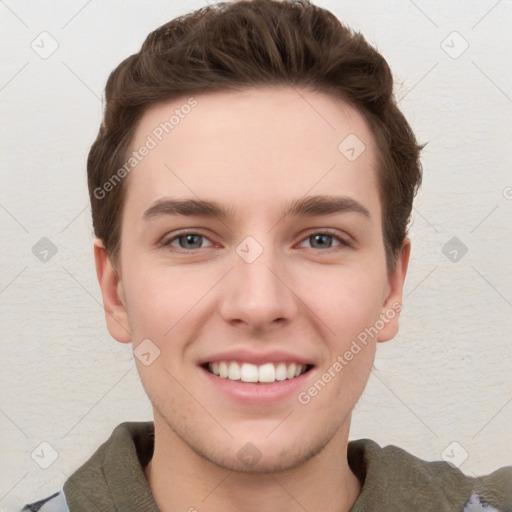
179 418 341 475
201 441 329 474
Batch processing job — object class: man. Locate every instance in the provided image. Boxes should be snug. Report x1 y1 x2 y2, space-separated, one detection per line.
22 1 511 511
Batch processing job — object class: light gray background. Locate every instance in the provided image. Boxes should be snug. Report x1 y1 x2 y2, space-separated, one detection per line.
1 1 511 510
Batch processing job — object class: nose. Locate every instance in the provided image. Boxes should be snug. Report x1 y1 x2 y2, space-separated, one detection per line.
219 241 299 331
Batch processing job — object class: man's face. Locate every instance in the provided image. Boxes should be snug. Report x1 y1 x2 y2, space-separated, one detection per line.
99 87 408 472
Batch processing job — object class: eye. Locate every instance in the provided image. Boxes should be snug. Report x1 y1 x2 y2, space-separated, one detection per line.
297 230 351 251
162 231 215 251
161 229 351 253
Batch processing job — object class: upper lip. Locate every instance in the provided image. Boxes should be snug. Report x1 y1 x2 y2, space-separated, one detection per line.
198 348 315 367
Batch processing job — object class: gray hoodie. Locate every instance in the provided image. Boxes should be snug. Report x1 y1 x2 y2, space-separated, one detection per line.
21 422 512 512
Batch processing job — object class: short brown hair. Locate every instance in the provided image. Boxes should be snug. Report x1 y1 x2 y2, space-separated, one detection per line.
87 0 423 271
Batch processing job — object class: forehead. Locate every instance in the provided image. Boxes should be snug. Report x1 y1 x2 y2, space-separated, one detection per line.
123 86 380 221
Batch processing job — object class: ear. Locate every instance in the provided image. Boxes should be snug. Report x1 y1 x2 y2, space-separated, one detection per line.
94 239 131 344
377 239 411 343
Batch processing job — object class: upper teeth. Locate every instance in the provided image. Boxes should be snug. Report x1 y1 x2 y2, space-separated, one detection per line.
208 361 308 383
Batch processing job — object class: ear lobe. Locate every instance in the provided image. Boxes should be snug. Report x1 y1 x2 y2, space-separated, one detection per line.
377 239 411 343
94 239 131 344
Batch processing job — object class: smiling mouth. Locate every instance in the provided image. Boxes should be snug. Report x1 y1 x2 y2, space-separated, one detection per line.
203 361 313 384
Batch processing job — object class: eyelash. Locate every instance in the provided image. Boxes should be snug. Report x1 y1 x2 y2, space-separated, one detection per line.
161 229 352 253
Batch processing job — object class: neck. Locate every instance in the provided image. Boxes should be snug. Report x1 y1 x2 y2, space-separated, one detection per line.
144 414 361 512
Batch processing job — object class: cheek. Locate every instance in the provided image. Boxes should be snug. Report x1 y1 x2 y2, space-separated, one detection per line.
123 265 218 342
308 266 387 341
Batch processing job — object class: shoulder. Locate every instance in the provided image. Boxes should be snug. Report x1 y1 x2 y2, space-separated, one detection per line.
348 439 512 512
20 422 155 512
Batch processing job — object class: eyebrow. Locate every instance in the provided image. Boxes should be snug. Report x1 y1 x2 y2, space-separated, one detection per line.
142 194 371 222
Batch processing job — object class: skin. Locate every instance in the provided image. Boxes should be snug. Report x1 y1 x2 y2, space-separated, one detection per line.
94 86 410 512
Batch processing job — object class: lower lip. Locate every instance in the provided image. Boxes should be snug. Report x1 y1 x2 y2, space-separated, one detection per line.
199 366 314 405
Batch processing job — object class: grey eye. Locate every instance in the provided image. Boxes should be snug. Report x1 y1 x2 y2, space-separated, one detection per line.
308 234 336 249
176 234 205 249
